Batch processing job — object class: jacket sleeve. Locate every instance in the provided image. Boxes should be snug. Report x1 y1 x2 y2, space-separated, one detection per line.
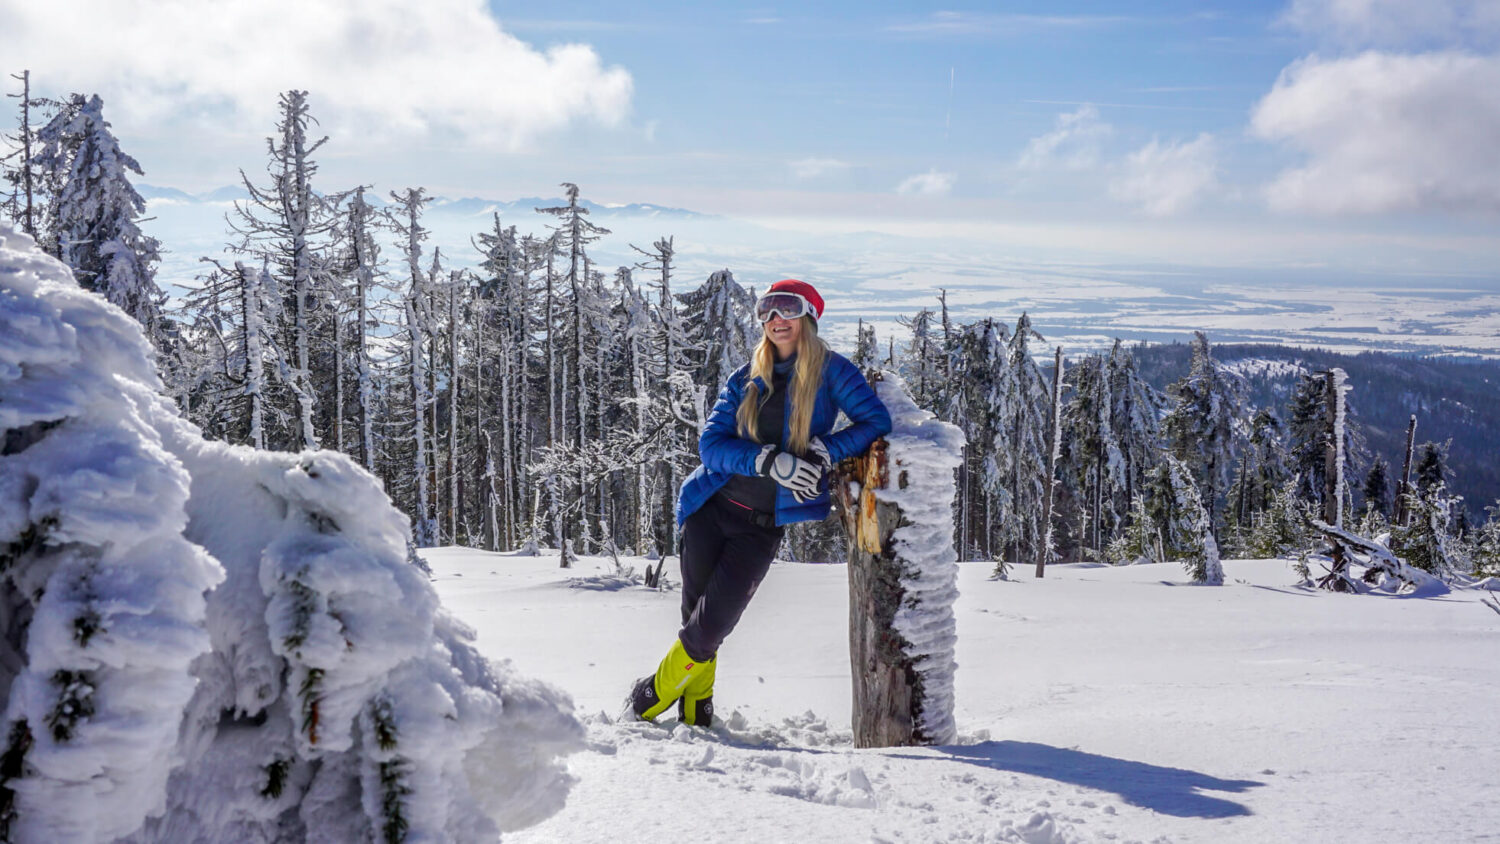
697 365 766 476
819 354 893 463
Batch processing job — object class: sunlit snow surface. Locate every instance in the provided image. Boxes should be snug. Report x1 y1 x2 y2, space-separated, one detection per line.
430 549 1500 844
145 196 1500 360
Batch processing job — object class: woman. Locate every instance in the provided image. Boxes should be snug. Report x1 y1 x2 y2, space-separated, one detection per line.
628 279 892 725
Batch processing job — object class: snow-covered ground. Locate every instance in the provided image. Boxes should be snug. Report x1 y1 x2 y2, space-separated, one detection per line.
430 550 1500 844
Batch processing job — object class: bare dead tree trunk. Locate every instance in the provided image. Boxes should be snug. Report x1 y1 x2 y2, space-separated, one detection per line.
1397 414 1417 526
1323 369 1346 528
1037 346 1063 578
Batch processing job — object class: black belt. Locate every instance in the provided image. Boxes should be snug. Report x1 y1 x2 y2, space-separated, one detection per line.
715 491 778 529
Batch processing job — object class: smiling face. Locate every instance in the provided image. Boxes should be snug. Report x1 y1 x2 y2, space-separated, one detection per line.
765 313 803 359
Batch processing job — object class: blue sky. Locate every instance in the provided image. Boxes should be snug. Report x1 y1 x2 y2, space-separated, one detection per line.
2 0 1498 273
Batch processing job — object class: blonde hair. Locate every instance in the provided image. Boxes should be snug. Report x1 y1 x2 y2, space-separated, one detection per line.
736 316 827 455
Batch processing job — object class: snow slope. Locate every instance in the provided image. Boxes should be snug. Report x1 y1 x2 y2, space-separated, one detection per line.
430 550 1500 843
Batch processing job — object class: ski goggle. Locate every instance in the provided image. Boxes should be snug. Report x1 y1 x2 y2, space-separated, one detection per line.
756 292 815 323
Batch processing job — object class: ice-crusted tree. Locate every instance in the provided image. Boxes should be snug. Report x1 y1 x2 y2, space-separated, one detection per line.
389 188 437 548
1059 352 1123 559
1104 494 1159 566
1389 482 1462 578
0 225 221 843
1472 501 1500 578
1004 313 1051 569
678 268 757 398
177 260 282 449
229 90 338 452
1106 339 1165 510
896 308 946 412
1147 454 1222 584
1285 371 1363 518
3 226 584 842
1243 478 1315 559
950 318 1014 564
1228 408 1290 537
852 319 879 370
1163 332 1243 532
1 72 47 243
32 93 168 346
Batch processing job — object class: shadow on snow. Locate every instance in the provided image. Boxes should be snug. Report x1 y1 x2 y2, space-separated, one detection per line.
914 741 1263 819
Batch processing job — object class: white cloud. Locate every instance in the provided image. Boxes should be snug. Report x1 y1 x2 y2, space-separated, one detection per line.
1281 0 1500 49
789 158 851 179
896 169 955 196
1017 105 1113 171
0 0 633 149
1110 134 1218 216
1251 51 1500 214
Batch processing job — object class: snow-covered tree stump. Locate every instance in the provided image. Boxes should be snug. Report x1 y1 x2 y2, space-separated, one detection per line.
833 371 964 748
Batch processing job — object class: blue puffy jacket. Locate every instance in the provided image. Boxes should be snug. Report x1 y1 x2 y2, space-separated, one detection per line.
676 349 893 527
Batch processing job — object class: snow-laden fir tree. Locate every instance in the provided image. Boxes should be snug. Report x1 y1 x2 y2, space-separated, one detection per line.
176 260 280 449
1361 457 1391 523
1472 501 1500 578
1104 494 1159 566
896 308 946 413
0 225 221 844
1244 478 1315 559
4 226 585 841
1227 408 1290 539
1147 454 1223 584
1413 440 1451 495
676 269 758 444
1059 352 1123 559
1163 332 1243 532
1105 339 1165 511
1003 314 1051 569
950 318 1014 566
32 93 168 348
1389 482 1462 578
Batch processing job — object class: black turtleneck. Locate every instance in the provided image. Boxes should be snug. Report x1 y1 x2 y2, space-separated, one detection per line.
717 355 796 514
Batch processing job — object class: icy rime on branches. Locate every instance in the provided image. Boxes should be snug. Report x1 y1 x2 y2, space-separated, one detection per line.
0 227 583 842
837 372 964 747
0 226 221 843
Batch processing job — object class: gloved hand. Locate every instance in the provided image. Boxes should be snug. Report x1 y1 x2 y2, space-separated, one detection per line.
808 436 831 468
757 446 823 503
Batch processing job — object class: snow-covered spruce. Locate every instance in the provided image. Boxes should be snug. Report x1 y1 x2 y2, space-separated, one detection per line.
0 226 222 843
2 227 583 841
125 432 584 842
1150 455 1223 585
865 372 965 745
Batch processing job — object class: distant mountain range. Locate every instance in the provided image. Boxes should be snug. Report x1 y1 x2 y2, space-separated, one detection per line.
138 184 710 221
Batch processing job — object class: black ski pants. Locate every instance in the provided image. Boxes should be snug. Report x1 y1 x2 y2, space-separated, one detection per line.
677 492 784 663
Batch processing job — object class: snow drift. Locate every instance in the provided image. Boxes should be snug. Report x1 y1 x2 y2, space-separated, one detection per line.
0 225 582 842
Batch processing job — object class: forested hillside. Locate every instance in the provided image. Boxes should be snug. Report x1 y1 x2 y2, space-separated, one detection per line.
1132 343 1500 522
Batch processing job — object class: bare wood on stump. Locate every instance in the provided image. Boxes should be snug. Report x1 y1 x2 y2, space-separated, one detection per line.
835 434 922 748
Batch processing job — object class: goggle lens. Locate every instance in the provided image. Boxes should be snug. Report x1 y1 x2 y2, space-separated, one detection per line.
756 292 812 323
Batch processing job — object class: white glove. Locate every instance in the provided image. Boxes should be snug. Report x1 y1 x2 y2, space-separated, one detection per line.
758 447 823 503
808 436 831 468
